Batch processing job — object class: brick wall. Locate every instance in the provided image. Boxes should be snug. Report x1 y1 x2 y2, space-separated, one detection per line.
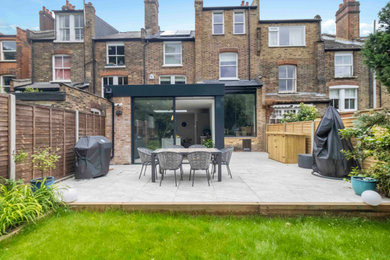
325 50 371 110
258 21 322 96
335 0 360 40
145 41 195 84
32 42 85 83
0 35 17 77
16 28 31 79
95 40 144 91
195 4 260 82
111 97 132 164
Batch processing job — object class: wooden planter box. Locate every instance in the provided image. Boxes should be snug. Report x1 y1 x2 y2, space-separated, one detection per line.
266 132 306 164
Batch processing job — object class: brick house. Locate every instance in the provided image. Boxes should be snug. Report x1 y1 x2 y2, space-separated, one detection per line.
0 28 31 92
26 0 389 165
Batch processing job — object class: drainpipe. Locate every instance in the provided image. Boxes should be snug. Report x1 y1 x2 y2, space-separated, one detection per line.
373 71 377 108
31 39 34 84
143 39 150 84
92 40 96 95
247 5 251 80
110 99 115 159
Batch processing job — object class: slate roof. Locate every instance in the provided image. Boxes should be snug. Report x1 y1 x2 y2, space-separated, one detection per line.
28 30 55 40
15 82 89 90
95 15 119 38
94 31 141 40
322 34 365 51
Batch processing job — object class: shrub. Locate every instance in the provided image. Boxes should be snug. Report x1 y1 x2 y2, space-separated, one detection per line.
24 87 39 93
0 178 62 235
31 148 60 178
339 110 390 197
203 139 214 148
282 103 319 123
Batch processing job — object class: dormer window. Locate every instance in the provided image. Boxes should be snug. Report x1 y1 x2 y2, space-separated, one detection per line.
56 13 84 42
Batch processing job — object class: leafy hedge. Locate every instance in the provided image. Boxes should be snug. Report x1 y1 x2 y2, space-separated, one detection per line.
0 178 62 235
340 110 390 197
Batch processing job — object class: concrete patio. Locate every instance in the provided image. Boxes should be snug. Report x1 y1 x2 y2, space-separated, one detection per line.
61 152 388 203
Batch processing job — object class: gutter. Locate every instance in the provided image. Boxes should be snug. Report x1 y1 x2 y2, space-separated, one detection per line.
110 99 115 159
92 40 96 95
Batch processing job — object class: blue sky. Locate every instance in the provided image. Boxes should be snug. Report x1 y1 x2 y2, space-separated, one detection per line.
0 0 387 36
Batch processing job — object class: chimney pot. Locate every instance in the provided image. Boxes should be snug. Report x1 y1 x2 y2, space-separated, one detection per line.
246 2 249 6
241 0 245 6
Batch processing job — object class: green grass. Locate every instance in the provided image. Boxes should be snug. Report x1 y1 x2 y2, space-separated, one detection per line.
1 209 389 259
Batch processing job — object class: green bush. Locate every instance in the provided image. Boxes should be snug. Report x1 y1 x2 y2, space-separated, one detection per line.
203 139 214 148
282 103 319 123
0 178 61 235
339 110 390 197
24 87 39 93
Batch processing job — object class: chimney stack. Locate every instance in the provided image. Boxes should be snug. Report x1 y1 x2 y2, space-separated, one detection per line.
39 6 54 31
335 0 360 40
144 0 160 35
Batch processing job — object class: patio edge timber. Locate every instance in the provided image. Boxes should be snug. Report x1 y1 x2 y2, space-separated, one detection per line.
68 202 390 218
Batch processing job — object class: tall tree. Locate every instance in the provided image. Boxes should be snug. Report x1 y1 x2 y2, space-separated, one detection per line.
362 2 390 93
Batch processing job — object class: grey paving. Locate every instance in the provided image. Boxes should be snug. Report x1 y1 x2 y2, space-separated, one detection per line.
60 152 389 203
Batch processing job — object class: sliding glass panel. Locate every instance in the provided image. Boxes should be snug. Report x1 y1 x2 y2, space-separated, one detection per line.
224 93 256 137
133 98 174 163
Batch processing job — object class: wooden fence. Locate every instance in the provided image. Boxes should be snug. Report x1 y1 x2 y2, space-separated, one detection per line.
266 109 383 168
0 94 106 182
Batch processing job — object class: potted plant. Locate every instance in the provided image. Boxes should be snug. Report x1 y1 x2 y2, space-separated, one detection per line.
339 110 390 197
30 147 60 191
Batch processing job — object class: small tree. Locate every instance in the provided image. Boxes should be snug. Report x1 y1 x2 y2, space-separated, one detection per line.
282 103 319 123
362 2 390 93
31 148 61 178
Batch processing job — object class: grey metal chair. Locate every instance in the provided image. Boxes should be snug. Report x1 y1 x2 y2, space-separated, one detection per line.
137 147 158 179
187 151 212 186
157 152 183 186
189 144 206 148
212 147 233 178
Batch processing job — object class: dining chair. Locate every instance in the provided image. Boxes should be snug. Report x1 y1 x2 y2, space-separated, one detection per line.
137 147 158 180
187 151 212 186
189 144 206 148
157 152 184 186
212 147 233 178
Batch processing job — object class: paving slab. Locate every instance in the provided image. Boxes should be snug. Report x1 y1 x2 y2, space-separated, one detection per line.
60 152 390 203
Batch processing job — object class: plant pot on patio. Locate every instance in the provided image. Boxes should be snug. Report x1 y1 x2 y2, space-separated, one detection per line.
30 176 55 192
351 176 377 196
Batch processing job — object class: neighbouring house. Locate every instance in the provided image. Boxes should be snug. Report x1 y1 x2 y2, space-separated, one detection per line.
0 28 31 92
25 0 389 165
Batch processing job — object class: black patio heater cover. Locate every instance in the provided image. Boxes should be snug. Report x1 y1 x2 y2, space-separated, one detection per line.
74 136 112 179
312 106 358 178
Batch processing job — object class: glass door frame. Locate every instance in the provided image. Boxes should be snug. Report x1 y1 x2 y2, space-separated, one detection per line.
131 96 215 164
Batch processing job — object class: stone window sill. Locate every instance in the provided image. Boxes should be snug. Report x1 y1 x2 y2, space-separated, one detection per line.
334 76 358 80
105 65 126 69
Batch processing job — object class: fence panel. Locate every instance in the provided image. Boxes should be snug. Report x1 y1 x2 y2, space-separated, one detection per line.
0 95 9 177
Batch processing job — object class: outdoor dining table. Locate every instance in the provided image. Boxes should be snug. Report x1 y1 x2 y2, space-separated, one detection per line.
151 148 223 182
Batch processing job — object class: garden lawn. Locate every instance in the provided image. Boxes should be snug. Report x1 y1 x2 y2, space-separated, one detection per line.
1 210 390 259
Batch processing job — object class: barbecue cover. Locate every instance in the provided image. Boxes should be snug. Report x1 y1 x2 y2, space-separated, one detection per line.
74 136 111 179
312 106 358 178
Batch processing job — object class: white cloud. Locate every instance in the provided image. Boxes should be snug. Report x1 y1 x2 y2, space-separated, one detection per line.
360 22 374 36
0 19 17 34
322 19 336 35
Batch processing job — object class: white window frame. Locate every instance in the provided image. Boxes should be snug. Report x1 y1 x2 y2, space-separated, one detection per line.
55 13 84 42
268 26 306 47
159 75 187 84
52 55 71 82
74 15 84 41
329 85 358 112
212 11 224 35
334 52 353 78
0 41 17 61
106 42 125 67
233 11 245 35
219 52 238 80
269 104 302 124
101 76 128 97
90 108 102 115
0 75 16 93
163 41 182 67
278 65 297 93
